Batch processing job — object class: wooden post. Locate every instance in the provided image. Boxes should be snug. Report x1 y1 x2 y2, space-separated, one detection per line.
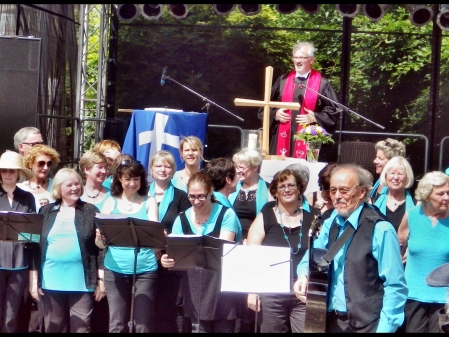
234 66 300 159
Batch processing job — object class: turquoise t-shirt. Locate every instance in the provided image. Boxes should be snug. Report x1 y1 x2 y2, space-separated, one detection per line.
42 213 93 292
104 196 158 274
172 203 241 242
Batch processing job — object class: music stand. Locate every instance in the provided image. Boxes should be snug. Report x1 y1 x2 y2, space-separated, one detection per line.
165 235 233 333
95 214 166 333
0 211 43 242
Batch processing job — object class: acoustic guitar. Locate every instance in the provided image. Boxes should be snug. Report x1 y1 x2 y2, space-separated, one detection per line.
304 213 329 333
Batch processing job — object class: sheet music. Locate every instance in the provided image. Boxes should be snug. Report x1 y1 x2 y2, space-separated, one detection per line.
221 244 291 293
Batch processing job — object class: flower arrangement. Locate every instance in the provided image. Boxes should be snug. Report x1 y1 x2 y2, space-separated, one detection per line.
293 124 335 145
293 124 335 162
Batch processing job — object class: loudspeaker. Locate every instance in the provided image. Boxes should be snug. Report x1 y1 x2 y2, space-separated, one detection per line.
116 4 139 22
213 4 235 16
437 4 449 31
275 4 299 15
238 4 262 16
361 4 389 21
339 141 377 178
336 4 360 18
406 4 434 27
300 4 320 14
168 4 189 19
103 118 131 148
0 36 41 154
140 4 163 20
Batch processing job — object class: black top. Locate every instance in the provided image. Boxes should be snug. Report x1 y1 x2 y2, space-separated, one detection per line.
0 185 36 269
233 189 257 240
159 187 191 234
261 205 313 281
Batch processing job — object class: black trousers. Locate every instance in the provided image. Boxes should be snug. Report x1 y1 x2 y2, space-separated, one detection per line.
41 289 94 333
0 269 28 333
104 269 157 333
404 299 444 333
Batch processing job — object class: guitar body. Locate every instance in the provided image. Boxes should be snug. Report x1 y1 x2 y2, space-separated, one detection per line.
304 226 329 333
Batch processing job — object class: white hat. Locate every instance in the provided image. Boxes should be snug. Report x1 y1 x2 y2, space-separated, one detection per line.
0 151 35 181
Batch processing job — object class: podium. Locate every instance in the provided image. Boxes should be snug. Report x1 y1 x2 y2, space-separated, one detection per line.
95 214 166 333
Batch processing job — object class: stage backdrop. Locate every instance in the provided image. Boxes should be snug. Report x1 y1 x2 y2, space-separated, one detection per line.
122 109 208 181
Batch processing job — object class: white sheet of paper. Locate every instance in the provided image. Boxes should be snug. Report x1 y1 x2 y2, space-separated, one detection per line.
221 244 291 293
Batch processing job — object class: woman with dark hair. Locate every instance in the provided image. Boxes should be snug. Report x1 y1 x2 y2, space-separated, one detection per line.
246 168 313 333
306 163 337 223
95 155 159 333
161 171 241 333
203 157 239 207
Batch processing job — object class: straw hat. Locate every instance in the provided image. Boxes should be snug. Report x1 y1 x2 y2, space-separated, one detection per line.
0 151 34 181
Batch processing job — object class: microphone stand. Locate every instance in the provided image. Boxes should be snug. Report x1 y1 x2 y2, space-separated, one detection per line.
163 75 244 159
296 81 384 164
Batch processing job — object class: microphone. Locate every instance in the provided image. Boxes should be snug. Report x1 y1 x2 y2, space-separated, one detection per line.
160 66 167 86
294 77 303 88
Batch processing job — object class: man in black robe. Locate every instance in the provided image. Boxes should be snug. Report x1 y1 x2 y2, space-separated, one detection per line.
258 41 341 161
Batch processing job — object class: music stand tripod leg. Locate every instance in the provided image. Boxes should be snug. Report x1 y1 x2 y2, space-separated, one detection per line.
128 247 140 333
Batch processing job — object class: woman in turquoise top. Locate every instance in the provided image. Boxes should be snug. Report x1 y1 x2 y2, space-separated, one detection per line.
398 171 449 333
161 172 241 333
171 136 204 192
96 155 159 333
79 149 111 211
370 138 406 200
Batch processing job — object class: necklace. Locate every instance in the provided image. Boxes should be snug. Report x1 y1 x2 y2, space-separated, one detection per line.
278 207 303 254
155 191 165 196
26 180 46 191
86 187 101 198
123 194 138 212
194 208 212 225
278 206 301 217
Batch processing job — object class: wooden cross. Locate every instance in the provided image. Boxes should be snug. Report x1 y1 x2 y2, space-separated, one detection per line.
234 66 300 158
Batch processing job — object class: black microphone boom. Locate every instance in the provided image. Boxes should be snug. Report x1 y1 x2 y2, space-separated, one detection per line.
160 66 168 86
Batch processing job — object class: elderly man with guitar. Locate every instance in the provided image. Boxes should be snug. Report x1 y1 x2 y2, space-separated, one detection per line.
294 164 408 333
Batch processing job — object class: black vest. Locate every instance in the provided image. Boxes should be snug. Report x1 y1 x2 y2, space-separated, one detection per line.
328 203 389 331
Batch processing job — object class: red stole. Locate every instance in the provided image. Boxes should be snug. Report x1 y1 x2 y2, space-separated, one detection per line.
275 69 322 158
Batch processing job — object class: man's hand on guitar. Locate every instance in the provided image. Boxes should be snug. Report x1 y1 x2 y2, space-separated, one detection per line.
247 293 261 312
293 275 308 303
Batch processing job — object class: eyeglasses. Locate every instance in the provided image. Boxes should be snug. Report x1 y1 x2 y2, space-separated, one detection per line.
35 161 52 168
235 166 249 172
277 183 298 191
120 159 140 166
292 56 312 61
21 141 44 147
187 193 209 201
329 186 361 197
387 172 405 178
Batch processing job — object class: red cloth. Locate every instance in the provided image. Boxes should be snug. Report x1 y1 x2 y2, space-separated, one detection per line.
275 69 322 158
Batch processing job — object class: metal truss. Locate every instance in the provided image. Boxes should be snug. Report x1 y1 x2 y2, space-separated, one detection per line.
75 4 110 160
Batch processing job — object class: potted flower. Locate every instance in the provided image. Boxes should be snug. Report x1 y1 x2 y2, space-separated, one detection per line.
293 124 335 162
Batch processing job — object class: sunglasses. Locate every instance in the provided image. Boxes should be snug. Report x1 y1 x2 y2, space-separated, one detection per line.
35 161 52 168
120 159 141 166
